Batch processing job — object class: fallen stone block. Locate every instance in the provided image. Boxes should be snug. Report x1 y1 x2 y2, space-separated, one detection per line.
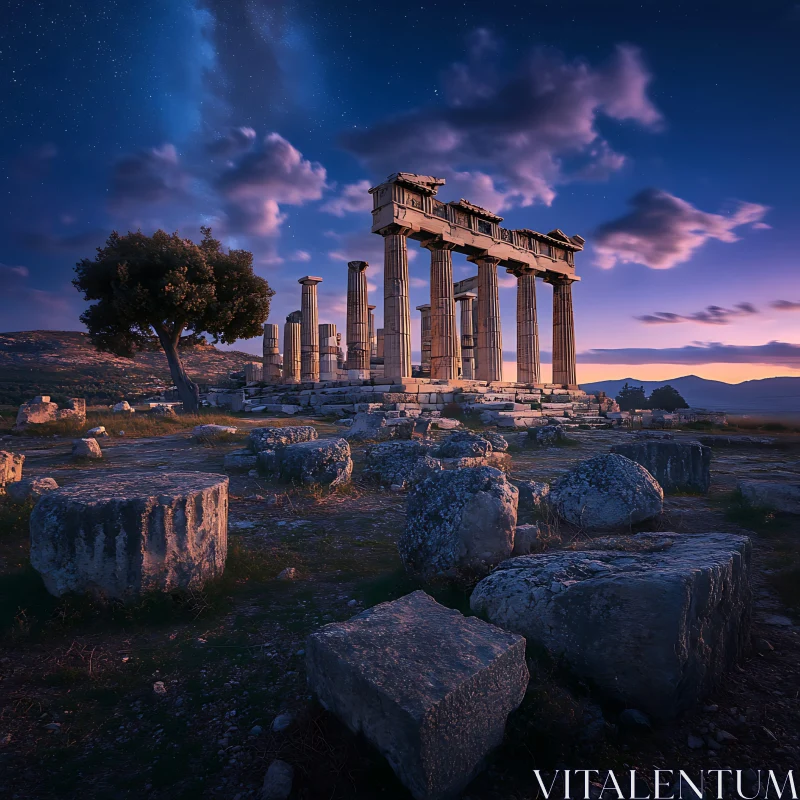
0 450 25 495
549 453 663 531
611 440 711 494
72 438 103 460
7 476 59 503
738 480 800 514
306 591 528 800
514 480 550 511
223 449 258 472
345 411 414 442
363 440 442 490
512 522 560 555
276 439 353 487
193 424 238 440
471 533 752 719
400 466 517 585
86 426 109 438
247 425 317 453
526 424 570 447
14 396 86 430
30 472 229 601
113 401 134 413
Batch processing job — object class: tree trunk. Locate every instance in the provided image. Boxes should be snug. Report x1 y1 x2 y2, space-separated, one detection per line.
157 328 200 413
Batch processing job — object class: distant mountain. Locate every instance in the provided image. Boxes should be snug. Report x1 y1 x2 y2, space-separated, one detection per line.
581 375 800 415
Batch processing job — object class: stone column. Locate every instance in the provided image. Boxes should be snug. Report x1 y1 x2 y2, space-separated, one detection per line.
298 276 322 382
455 292 476 380
416 304 431 377
282 311 301 384
425 242 460 380
368 305 377 360
509 267 541 385
470 255 503 382
382 227 412 380
319 323 338 383
346 260 370 380
549 276 578 387
262 323 282 383
376 328 385 359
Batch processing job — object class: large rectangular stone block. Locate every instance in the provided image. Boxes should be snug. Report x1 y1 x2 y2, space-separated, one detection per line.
306 591 528 800
471 533 751 719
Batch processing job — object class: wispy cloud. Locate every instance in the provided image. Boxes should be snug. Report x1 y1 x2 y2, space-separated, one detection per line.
636 303 758 325
771 300 800 311
594 189 769 269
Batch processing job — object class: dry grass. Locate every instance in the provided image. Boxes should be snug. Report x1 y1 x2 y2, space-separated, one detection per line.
4 408 245 438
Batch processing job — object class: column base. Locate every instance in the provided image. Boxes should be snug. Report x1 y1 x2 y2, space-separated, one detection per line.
348 369 371 380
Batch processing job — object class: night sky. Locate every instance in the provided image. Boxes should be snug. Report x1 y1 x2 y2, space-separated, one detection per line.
2 0 799 382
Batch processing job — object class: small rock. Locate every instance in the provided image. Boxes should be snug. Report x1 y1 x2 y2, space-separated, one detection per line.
619 708 651 731
71 437 102 460
261 759 293 800
153 681 167 695
390 484 404 492
270 712 294 733
276 567 298 581
43 722 62 732
347 599 358 608
716 729 737 742
703 703 718 712
687 734 704 749
86 425 109 437
7 477 58 504
249 725 263 736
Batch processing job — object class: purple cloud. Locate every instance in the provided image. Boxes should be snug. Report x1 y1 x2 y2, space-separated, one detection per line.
575 340 800 368
110 144 189 212
594 189 769 269
342 34 661 210
636 303 759 325
321 180 373 216
771 300 800 311
0 264 79 332
216 133 327 236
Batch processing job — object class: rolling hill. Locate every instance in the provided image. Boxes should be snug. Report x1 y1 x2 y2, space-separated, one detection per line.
581 375 800 415
0 330 258 406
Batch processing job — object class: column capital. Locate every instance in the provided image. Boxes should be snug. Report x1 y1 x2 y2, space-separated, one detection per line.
454 291 477 302
415 304 431 312
367 304 376 311
420 235 458 252
376 223 413 237
298 275 323 286
506 264 539 278
466 252 502 267
347 260 369 272
286 309 302 323
542 272 577 286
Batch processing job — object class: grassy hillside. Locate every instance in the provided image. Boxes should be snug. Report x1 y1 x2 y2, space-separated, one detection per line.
0 330 258 406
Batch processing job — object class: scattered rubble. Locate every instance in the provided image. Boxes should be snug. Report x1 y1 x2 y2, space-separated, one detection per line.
611 439 711 494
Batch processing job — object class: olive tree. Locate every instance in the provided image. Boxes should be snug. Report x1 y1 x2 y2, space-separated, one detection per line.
74 227 274 412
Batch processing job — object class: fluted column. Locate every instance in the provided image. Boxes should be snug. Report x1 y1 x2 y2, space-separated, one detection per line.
319 323 338 382
368 305 377 360
509 267 541 385
425 242 460 380
298 276 322 382
376 328 385 359
346 260 370 380
548 275 578 387
262 323 282 383
455 292 476 380
470 255 503 382
283 310 301 384
382 227 412 380
416 304 431 377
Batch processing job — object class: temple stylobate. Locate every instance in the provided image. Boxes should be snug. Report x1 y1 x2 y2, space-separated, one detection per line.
368 172 584 387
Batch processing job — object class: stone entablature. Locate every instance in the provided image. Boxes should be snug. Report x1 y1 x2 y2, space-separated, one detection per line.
369 173 583 279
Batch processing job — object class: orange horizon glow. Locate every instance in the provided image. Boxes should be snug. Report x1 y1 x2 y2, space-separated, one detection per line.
501 362 800 385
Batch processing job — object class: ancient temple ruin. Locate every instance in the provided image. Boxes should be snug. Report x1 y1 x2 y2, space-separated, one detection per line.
244 172 607 427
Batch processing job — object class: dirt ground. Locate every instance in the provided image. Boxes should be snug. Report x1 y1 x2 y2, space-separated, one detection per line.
1 421 798 800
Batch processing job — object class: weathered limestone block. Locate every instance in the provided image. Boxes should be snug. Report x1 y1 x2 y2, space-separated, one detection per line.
471 533 752 719
29 472 229 601
698 435 776 449
276 439 352 487
345 412 413 442
247 425 318 453
511 522 560 555
86 426 109 438
482 431 509 452
400 467 518 585
193 424 238 440
113 401 135 413
514 480 551 511
611 440 711 494
738 480 800 514
363 441 442 489
7 477 58 504
306 591 528 800
0 450 25 495
72 438 103 460
433 431 491 458
526 424 569 447
223 449 258 472
550 454 663 531
14 397 59 428
149 404 177 417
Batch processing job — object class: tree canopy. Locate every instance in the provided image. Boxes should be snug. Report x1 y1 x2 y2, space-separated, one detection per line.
73 227 274 411
615 382 690 412
615 383 648 411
